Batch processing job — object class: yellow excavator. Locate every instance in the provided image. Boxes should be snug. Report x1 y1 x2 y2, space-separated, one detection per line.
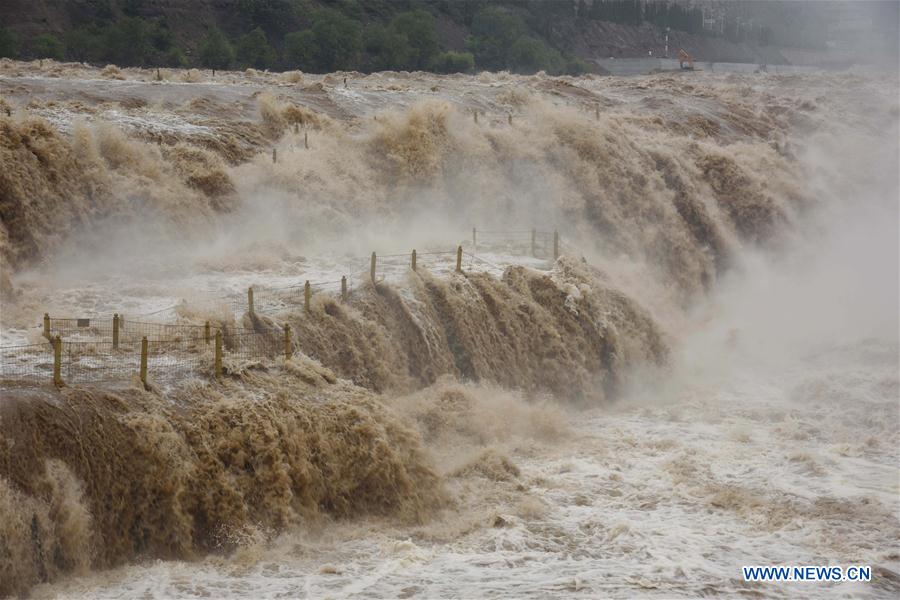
677 48 695 70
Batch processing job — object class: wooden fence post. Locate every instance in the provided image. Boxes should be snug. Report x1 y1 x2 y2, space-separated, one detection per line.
53 335 62 387
214 331 222 379
43 313 50 339
595 105 600 120
553 229 559 260
205 321 211 345
273 148 277 163
370 252 376 284
112 314 119 350
140 336 148 389
304 280 311 313
456 246 463 273
411 249 417 272
341 276 347 303
248 287 255 316
304 132 309 149
531 228 536 257
284 324 292 359
474 110 478 124
508 113 512 126
472 227 477 249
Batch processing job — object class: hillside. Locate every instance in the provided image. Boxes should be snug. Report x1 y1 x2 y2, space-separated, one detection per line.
0 0 877 75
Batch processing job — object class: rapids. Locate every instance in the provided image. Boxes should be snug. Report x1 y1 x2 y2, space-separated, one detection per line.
0 60 897 597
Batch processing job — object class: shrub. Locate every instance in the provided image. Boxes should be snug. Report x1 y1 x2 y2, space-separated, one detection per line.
429 51 474 74
162 46 187 68
283 30 317 71
0 27 18 58
508 36 563 74
390 10 439 70
34 34 65 60
283 8 362 72
102 17 153 65
363 23 411 71
563 56 591 75
236 27 277 69
64 26 104 62
198 27 235 70
467 6 526 70
236 0 300 33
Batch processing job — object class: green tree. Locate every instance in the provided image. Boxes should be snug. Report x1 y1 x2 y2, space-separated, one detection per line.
312 8 363 71
236 26 277 69
34 34 65 60
334 0 363 21
283 8 362 72
64 26 104 62
439 0 488 27
149 22 176 55
236 0 300 33
390 10 439 70
283 29 316 70
65 17 175 66
363 23 412 71
563 56 591 75
429 50 474 73
467 6 526 70
103 17 153 65
198 26 235 70
508 36 562 74
162 46 187 67
0 27 18 58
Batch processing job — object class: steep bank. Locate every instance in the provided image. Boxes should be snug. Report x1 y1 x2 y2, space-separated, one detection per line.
3 1 890 69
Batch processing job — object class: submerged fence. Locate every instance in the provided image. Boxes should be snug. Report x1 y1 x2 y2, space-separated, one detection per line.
47 316 221 343
1 327 288 388
0 228 565 389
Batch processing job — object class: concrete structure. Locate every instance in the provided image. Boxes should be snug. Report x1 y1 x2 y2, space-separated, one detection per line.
594 57 820 76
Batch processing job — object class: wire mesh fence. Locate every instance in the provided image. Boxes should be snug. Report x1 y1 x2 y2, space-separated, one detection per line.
0 330 286 388
59 336 214 385
48 317 258 344
224 330 283 361
251 278 351 316
3 228 570 390
61 339 142 385
0 341 55 384
47 317 114 340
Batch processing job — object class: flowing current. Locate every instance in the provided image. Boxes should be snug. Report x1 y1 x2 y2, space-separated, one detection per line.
0 60 897 598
